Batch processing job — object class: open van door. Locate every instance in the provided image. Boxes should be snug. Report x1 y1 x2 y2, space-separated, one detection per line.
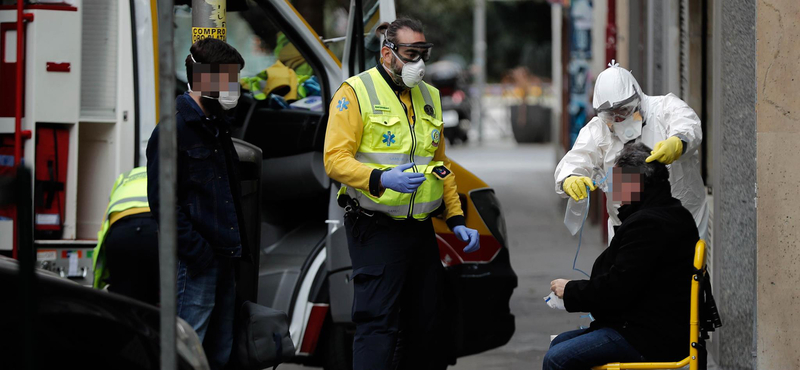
340 0 392 78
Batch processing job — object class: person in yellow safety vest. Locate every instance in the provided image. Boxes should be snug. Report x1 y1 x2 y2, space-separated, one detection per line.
323 18 480 370
91 167 159 306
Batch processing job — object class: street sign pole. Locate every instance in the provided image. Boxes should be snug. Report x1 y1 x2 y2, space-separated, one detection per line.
473 0 486 144
157 1 177 369
192 0 227 43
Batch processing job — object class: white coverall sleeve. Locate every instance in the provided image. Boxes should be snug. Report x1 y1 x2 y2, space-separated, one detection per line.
661 93 703 154
554 123 604 196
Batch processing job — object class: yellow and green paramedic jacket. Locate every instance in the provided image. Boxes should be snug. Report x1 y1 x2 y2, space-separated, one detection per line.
323 67 464 222
91 167 150 289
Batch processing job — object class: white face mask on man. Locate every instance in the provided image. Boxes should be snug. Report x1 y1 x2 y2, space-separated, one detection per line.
217 89 240 110
385 49 426 88
187 82 240 110
187 53 241 110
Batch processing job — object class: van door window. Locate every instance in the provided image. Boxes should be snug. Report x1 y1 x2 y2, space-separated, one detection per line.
174 4 322 111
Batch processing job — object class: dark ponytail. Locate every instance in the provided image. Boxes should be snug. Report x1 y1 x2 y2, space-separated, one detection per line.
376 17 424 44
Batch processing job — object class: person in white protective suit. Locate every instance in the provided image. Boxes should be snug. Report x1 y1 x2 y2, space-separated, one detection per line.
554 61 708 241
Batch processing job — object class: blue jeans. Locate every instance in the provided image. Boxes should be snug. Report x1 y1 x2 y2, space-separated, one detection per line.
543 328 645 370
176 257 236 370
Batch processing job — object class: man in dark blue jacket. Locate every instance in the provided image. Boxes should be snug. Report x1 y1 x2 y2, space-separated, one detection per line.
146 38 246 370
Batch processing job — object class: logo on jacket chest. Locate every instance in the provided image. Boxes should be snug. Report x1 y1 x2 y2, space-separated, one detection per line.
382 131 397 147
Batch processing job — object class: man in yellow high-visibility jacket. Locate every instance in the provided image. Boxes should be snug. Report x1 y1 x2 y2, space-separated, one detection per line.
92 167 159 305
323 17 480 369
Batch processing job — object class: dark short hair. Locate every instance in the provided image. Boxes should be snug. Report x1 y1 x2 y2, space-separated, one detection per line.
185 38 245 89
375 17 424 44
615 142 669 186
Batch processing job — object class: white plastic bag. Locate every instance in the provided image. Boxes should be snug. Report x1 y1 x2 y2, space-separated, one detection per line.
544 291 565 310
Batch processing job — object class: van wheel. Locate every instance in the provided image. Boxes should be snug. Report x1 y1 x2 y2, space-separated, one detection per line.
323 323 354 370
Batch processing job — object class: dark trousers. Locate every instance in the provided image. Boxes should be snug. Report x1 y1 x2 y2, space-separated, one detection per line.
346 212 448 370
105 213 160 306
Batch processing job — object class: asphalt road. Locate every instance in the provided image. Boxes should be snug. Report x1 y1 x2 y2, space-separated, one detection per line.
282 139 609 369
443 141 606 370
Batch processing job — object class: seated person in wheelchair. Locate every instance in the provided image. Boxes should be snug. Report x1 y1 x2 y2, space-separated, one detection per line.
544 142 700 370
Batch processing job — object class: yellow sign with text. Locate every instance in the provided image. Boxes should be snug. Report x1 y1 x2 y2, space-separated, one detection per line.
192 27 227 43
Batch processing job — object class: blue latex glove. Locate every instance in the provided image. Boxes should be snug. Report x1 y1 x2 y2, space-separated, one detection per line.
453 225 480 253
302 76 321 97
380 163 426 193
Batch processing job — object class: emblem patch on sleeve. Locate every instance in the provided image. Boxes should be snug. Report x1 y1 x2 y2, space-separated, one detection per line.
336 97 350 111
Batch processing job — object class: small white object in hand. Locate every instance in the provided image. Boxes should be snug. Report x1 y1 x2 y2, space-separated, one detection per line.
544 291 565 310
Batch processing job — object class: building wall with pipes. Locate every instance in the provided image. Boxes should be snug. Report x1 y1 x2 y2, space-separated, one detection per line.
617 1 758 369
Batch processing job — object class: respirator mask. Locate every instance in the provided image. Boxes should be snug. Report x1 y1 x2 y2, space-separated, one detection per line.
383 37 433 88
597 95 642 142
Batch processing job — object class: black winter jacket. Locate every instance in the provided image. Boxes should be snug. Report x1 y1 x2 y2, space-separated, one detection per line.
146 93 247 274
563 181 699 361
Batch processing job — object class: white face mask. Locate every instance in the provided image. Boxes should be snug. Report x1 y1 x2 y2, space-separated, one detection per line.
611 113 643 142
187 82 240 110
217 89 240 110
388 49 426 88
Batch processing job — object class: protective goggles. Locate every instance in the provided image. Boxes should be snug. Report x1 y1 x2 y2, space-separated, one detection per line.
383 39 433 63
597 96 640 123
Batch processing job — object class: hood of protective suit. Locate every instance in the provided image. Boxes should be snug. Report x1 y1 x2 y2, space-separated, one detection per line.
593 61 646 112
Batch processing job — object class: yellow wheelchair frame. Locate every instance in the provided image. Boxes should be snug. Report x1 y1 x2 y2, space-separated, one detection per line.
592 240 707 370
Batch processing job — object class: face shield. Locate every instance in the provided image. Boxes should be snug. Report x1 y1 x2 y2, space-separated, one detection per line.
596 94 640 124
596 92 643 142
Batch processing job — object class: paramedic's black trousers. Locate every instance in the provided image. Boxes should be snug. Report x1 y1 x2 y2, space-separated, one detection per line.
105 213 160 306
346 211 449 370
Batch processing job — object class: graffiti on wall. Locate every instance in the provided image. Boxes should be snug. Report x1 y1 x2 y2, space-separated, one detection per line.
568 0 592 147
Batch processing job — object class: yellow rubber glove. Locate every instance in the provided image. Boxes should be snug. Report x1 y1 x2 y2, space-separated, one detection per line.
646 136 684 164
563 176 597 201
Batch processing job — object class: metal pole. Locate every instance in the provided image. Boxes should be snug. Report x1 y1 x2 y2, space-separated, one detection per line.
157 1 177 370
12 0 24 261
14 0 23 168
15 166 35 370
551 3 562 160
192 0 227 43
473 0 486 144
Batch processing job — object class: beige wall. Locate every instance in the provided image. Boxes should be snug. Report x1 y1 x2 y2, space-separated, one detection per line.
756 0 800 368
591 0 607 75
